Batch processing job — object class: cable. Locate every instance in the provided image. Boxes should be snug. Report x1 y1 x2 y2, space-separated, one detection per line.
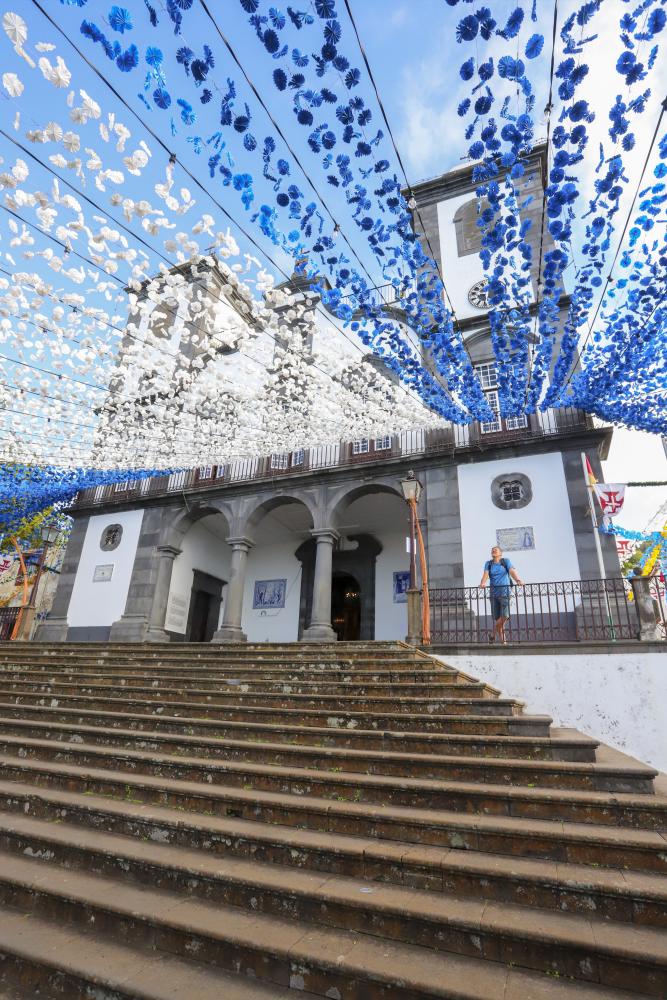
0 89 426 415
342 0 463 329
29 0 432 414
197 0 381 291
560 97 667 393
523 0 559 406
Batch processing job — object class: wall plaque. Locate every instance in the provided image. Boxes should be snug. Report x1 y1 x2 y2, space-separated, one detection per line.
393 571 410 603
92 564 114 582
253 579 286 610
496 526 535 551
165 592 189 633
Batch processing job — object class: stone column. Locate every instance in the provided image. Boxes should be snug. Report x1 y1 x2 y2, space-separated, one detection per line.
212 537 252 643
144 545 182 643
33 515 89 642
302 529 338 642
631 577 661 641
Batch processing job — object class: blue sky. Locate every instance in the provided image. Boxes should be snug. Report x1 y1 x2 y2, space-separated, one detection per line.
1 0 665 527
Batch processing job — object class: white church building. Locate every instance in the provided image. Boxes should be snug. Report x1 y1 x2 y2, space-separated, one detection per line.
37 146 620 645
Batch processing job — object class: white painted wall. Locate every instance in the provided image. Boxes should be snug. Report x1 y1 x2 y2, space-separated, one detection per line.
166 520 231 635
375 532 409 640
68 510 144 627
457 452 580 586
435 650 667 773
242 542 303 642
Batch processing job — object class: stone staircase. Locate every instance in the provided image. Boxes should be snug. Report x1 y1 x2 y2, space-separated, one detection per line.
0 640 663 999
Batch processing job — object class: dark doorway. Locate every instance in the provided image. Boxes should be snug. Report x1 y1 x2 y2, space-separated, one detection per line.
186 570 225 643
296 534 382 640
331 573 361 641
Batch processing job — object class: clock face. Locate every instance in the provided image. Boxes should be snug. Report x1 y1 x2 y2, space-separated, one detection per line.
468 279 489 310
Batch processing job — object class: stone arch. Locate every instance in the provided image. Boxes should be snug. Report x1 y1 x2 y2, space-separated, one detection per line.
160 498 234 548
239 489 321 539
326 478 405 530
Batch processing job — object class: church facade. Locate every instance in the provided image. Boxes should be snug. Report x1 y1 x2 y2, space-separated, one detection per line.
37 147 620 644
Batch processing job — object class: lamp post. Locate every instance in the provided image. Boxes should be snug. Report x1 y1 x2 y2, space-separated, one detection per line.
19 524 60 639
400 471 427 645
400 471 422 589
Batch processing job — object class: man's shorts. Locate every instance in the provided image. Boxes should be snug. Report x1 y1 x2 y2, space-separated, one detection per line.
490 590 511 620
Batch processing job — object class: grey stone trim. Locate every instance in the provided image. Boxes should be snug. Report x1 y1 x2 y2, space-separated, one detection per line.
562 449 621 580
423 465 464 588
33 514 89 642
428 639 664 656
66 626 111 642
109 507 166 641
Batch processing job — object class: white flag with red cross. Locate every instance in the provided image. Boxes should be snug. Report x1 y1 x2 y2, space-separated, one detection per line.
593 484 626 517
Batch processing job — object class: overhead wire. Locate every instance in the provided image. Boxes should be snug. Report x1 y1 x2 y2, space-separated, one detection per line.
28 0 434 415
559 98 667 395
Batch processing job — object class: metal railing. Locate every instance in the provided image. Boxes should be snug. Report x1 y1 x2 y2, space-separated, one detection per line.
429 578 641 644
74 407 594 509
0 607 20 641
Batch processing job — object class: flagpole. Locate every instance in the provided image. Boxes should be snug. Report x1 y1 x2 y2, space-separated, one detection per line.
581 452 607 581
581 452 615 640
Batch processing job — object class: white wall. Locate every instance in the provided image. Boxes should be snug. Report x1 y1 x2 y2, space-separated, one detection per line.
166 520 231 634
436 650 667 773
457 452 580 586
375 532 409 640
68 510 144 627
242 542 303 642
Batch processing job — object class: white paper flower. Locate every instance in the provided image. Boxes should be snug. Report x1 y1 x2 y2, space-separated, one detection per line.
44 122 63 143
62 131 80 154
2 72 23 97
38 55 71 88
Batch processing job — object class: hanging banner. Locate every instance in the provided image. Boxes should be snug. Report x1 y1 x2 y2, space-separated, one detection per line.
594 484 626 517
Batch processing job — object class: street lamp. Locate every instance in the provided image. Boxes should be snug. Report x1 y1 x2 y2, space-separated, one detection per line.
400 471 422 589
27 524 60 609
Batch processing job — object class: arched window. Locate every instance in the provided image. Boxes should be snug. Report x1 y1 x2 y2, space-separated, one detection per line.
453 197 487 257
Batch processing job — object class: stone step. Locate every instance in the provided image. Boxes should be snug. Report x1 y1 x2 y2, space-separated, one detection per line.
0 712 598 764
0 664 461 682
0 725 645 793
0 753 665 829
0 683 522 717
0 851 662 995
3 779 665 882
0 907 297 1000
2 803 666 928
0 676 498 701
0 730 656 801
0 676 501 704
0 701 566 753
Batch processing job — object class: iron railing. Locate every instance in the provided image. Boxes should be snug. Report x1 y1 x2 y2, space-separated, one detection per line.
429 578 642 644
0 607 20 641
74 407 594 509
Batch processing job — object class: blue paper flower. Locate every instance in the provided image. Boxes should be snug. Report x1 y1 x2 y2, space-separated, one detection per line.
116 44 138 71
263 29 280 53
345 68 360 88
525 33 544 58
273 68 287 90
457 15 478 42
324 19 341 44
108 6 132 32
460 57 475 81
269 7 286 29
153 87 171 109
146 46 163 67
240 0 259 12
315 0 336 17
292 48 309 67
498 7 524 39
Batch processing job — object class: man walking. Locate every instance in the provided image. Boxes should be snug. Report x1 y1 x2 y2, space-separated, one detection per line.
479 546 523 644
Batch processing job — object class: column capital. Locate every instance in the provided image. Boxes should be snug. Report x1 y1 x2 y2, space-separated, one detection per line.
310 529 339 545
226 536 254 552
156 544 182 560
